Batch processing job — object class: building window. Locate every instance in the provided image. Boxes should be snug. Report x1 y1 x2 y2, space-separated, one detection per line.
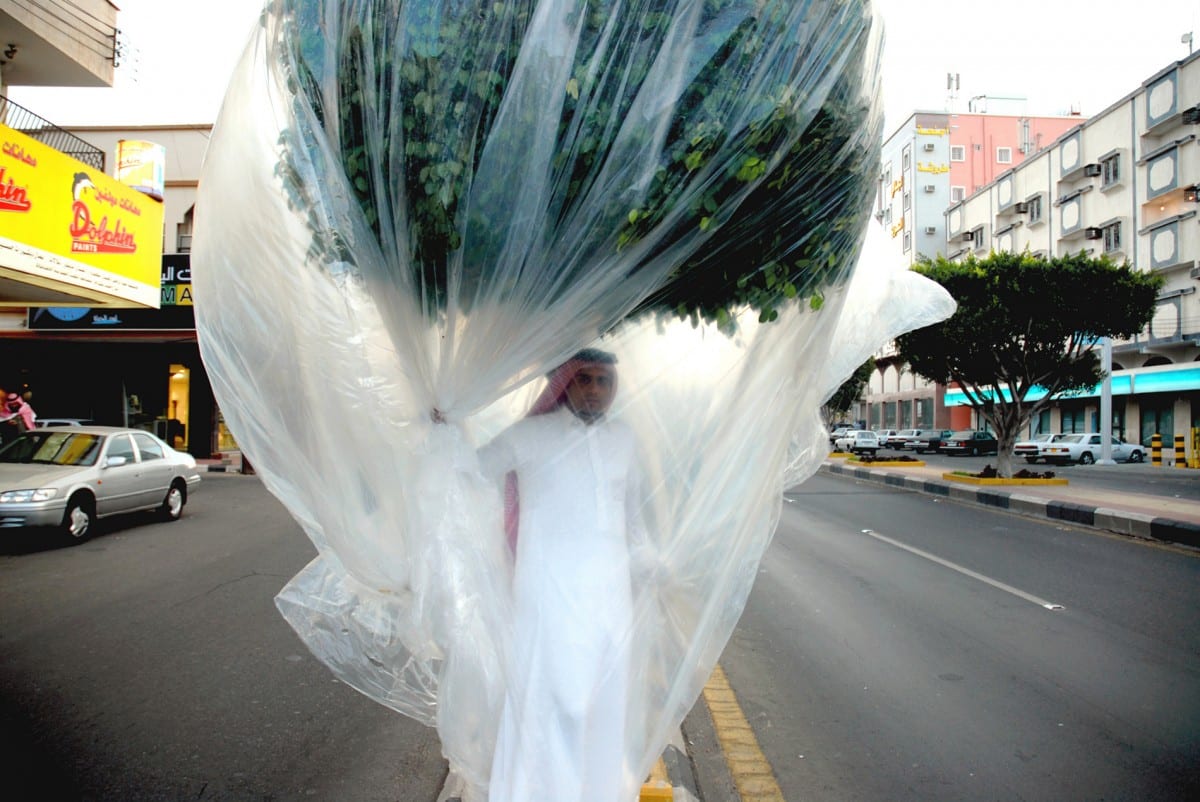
950 145 965 162
996 147 1013 164
903 230 912 252
1103 221 1122 252
883 164 892 188
971 226 985 249
1101 153 1120 186
176 207 194 253
883 204 892 225
950 185 965 203
1027 195 1042 224
902 145 912 171
902 190 911 211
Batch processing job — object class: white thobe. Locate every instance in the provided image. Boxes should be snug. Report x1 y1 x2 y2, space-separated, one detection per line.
479 405 642 802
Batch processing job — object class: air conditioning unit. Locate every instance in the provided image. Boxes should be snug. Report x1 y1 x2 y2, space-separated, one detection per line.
961 230 974 242
1084 226 1104 240
1013 201 1029 213
923 184 936 193
923 142 936 152
924 226 937 235
1183 106 1200 125
1083 163 1102 177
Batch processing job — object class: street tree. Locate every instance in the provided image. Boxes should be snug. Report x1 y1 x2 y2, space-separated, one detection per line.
823 358 874 425
894 252 1162 477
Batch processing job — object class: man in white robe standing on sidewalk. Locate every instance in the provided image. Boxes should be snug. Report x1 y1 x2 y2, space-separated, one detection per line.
478 348 646 802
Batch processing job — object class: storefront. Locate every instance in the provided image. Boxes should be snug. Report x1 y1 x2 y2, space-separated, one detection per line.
0 254 230 459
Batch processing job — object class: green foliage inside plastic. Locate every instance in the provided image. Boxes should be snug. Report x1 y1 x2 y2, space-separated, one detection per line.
274 0 879 328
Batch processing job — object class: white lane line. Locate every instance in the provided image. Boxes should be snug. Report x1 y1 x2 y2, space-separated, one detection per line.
861 529 1065 611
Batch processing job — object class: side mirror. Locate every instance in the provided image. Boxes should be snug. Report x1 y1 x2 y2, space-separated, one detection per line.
104 455 128 468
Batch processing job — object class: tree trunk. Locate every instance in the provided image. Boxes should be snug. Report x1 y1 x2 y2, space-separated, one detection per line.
994 430 1016 478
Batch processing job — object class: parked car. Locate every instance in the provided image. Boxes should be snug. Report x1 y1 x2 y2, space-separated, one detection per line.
940 430 1000 456
891 429 920 449
905 429 955 454
834 430 879 455
827 424 854 445
0 426 201 543
1012 433 1066 463
873 429 901 448
1040 433 1146 465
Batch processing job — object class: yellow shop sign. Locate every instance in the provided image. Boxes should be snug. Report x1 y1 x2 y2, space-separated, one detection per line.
0 123 163 308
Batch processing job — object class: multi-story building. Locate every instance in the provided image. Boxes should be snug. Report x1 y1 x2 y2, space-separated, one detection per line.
0 4 233 457
862 51 1200 458
866 110 1085 433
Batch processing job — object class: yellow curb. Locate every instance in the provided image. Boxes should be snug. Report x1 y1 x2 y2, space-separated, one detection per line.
828 451 853 458
847 459 926 467
702 665 785 802
942 472 1069 486
639 757 673 800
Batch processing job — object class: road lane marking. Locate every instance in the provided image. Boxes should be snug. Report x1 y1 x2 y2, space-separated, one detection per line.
702 664 786 801
860 529 1065 611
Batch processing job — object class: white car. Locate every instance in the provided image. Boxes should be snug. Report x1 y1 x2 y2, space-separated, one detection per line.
1040 433 1146 465
834 430 879 455
1012 433 1066 463
827 424 854 445
0 426 201 542
873 429 901 447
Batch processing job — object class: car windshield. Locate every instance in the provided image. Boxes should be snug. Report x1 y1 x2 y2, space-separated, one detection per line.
0 431 102 466
950 431 974 438
1059 434 1086 444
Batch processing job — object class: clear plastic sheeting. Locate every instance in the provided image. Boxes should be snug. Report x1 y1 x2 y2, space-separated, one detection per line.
192 1 954 799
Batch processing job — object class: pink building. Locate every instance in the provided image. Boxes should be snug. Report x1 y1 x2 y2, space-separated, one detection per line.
947 113 1084 199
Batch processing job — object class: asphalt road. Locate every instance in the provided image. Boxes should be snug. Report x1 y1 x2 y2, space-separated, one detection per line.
5 470 1198 802
695 471 1200 801
0 473 447 801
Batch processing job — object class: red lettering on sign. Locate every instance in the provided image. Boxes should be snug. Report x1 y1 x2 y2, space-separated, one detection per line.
0 167 31 212
69 201 137 254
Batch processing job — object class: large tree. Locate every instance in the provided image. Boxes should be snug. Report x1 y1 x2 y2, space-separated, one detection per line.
894 252 1162 477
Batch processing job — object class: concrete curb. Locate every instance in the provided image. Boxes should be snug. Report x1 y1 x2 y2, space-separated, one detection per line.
822 462 1200 549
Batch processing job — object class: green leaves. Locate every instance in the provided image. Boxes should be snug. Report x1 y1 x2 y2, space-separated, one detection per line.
896 251 1162 473
276 0 878 328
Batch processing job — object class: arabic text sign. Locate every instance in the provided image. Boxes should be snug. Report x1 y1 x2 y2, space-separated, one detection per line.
0 124 163 307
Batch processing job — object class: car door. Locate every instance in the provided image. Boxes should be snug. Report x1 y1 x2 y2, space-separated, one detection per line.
131 432 173 507
96 433 144 516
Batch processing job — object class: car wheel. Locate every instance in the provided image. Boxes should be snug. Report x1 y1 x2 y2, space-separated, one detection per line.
1079 452 1095 465
1128 450 1144 463
61 494 95 543
159 481 187 522
970 445 979 456
1024 457 1038 464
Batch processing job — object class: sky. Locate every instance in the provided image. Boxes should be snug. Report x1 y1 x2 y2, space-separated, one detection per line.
8 0 1198 134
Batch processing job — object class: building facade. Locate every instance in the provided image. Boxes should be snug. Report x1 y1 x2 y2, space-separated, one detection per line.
865 110 1085 433
0 123 234 457
1 3 235 457
940 51 1195 451
937 51 1199 453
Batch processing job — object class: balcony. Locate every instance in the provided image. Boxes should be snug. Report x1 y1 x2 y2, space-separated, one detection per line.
0 95 104 170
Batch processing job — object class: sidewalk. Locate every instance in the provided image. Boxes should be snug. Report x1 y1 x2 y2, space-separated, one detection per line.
821 459 1200 548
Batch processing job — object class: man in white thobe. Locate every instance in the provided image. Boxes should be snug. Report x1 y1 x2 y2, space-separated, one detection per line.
479 348 644 802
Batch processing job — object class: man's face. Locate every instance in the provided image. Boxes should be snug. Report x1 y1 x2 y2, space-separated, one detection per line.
564 365 616 422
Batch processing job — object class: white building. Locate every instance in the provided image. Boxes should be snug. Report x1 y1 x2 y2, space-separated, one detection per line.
940 51 1199 452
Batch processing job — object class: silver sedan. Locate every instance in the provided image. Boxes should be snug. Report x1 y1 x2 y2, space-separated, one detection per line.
0 426 201 543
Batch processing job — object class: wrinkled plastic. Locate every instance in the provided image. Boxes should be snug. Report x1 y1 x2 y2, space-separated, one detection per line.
193 1 954 799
